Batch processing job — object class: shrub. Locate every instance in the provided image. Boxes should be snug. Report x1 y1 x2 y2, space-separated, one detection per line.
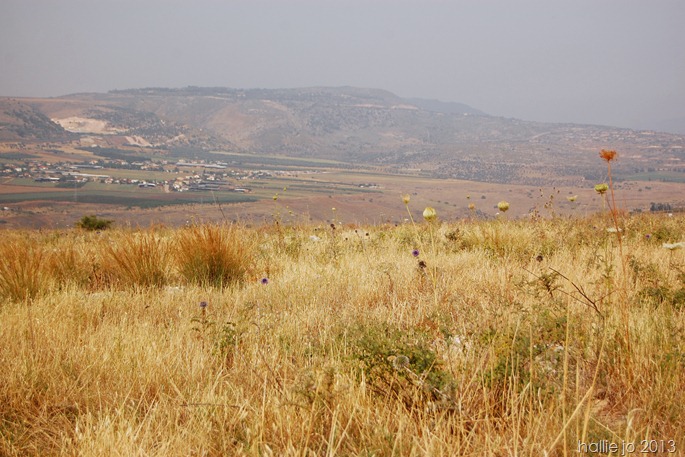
76 215 113 231
479 310 571 409
347 322 455 410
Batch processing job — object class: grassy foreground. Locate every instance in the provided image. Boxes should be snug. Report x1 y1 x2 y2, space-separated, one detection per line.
1 213 685 456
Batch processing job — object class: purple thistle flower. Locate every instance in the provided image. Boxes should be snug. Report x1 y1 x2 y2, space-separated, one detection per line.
412 249 420 257
645 233 652 239
261 277 269 285
199 301 208 309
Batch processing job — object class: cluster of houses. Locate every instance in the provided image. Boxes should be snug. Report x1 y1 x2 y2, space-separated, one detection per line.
3 156 332 197
1 159 261 193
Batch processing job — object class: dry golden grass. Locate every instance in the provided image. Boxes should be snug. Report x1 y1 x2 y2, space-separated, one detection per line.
175 223 256 288
1 214 685 456
0 233 51 302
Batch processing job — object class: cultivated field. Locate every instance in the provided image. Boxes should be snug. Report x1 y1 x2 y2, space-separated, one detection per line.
1 206 684 455
3 162 684 230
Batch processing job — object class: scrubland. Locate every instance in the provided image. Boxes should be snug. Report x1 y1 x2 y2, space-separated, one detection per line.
1 212 685 456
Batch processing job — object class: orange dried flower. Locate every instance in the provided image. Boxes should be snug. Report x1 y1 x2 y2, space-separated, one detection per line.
599 149 617 162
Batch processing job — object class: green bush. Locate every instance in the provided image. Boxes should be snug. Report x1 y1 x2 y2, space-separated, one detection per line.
347 322 455 410
76 215 113 231
479 310 569 406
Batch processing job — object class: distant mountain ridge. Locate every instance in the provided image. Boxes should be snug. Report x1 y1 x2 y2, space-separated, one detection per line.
1 86 684 185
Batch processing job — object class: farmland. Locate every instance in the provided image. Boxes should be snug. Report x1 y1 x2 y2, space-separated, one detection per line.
2 139 684 230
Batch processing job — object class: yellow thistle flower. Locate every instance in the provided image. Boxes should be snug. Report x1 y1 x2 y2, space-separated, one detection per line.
402 194 411 205
423 207 437 221
594 183 609 195
497 201 510 212
567 195 578 202
468 203 475 210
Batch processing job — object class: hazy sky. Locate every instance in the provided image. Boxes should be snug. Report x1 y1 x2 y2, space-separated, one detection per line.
2 0 685 133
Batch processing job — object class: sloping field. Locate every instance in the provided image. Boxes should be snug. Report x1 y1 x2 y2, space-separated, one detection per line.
1 213 684 455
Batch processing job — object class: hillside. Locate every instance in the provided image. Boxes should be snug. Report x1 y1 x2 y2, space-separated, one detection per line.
3 86 684 185
0 98 72 141
1 215 685 454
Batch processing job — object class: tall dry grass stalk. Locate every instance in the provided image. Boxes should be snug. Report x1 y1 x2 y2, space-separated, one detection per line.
1 214 684 455
103 230 171 288
0 235 50 303
599 149 634 382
